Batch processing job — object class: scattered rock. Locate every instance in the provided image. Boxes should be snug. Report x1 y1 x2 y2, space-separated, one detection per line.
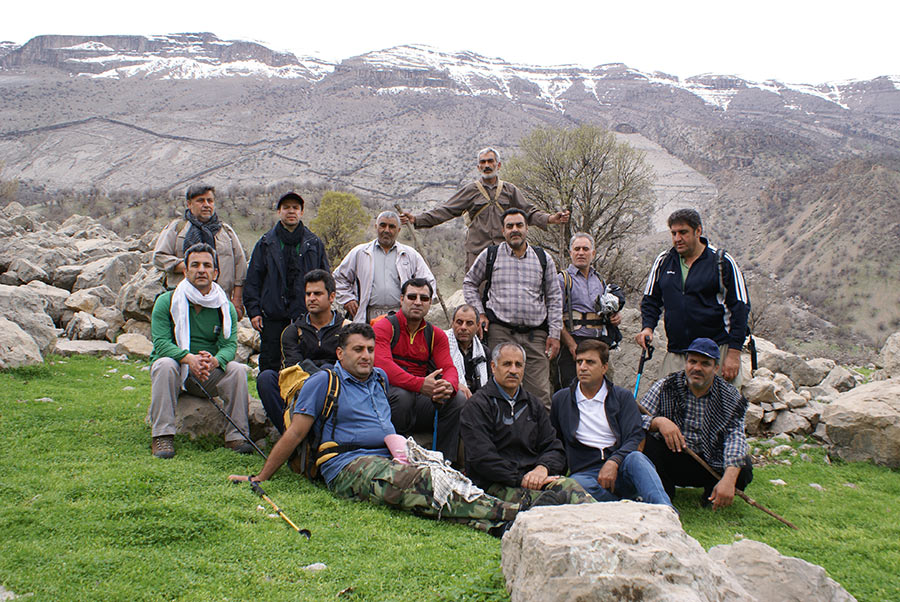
876 331 900 379
117 267 166 321
741 377 779 404
23 280 71 323
771 412 811 436
115 332 153 359
770 445 793 456
122 318 152 340
302 563 327 572
822 379 900 467
93 306 125 342
769 479 787 486
65 289 101 313
0 283 59 354
809 483 824 491
745 404 764 435
8 257 50 284
237 321 260 352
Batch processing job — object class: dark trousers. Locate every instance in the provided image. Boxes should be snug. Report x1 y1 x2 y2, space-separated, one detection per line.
258 318 290 373
388 386 464 463
642 435 753 501
256 369 285 433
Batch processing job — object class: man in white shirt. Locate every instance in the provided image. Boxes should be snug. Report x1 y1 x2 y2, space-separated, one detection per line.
550 339 671 506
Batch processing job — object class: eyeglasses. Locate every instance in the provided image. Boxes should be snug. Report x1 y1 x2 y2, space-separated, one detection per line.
405 294 431 302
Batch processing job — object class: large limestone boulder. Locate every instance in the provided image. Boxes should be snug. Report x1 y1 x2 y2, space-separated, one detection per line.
876 331 900 379
23 281 71 323
73 252 142 293
0 317 43 369
502 502 750 602
742 376 779 405
116 267 166 321
93 306 125 342
52 264 84 291
237 321 260 352
708 539 856 602
144 387 270 442
65 289 102 314
123 318 152 340
65 311 109 341
821 366 857 393
7 257 50 284
0 284 59 354
822 379 900 467
56 214 119 240
0 235 78 279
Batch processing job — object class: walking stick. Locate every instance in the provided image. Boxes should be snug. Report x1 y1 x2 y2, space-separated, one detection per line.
633 337 655 399
250 480 311 539
635 402 798 529
394 203 451 324
189 375 268 461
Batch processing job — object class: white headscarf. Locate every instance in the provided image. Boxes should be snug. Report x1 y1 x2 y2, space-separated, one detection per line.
170 278 231 386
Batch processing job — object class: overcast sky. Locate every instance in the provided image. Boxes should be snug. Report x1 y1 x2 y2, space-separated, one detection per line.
3 0 894 84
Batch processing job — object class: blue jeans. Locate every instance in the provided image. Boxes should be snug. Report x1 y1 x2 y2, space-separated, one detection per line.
570 451 673 507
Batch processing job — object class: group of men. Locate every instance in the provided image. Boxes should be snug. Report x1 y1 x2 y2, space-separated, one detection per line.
147 146 753 535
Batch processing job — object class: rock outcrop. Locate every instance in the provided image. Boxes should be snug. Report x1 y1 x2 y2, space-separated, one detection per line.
501 503 856 602
822 379 900 467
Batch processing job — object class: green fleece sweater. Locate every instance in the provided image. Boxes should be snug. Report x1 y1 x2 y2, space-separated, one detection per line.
150 290 238 369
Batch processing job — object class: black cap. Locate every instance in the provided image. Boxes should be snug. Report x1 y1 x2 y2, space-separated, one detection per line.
277 192 305 209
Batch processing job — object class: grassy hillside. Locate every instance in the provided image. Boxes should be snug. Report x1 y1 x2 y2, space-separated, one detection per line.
1 356 898 601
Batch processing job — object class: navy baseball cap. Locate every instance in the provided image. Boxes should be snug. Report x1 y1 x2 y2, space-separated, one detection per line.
276 192 305 209
685 338 720 361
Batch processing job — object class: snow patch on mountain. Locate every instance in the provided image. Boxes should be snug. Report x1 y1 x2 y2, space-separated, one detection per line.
61 41 115 52
88 56 332 80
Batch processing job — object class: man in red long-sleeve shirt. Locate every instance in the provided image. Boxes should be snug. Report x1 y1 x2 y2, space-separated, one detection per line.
374 277 464 464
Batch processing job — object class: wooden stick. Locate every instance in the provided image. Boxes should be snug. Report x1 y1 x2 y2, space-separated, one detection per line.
394 203 450 324
637 404 798 529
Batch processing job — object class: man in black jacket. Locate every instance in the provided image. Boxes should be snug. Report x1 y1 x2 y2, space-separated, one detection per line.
244 192 329 372
636 208 750 387
551 339 671 506
257 270 345 433
460 342 593 506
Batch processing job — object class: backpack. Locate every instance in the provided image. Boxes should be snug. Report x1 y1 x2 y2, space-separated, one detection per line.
481 243 549 321
283 369 342 479
560 269 624 349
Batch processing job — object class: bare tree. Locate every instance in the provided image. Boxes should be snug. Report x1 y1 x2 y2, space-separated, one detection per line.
503 125 656 270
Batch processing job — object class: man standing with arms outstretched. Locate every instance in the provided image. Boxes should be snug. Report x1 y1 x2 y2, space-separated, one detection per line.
399 147 569 270
636 209 750 387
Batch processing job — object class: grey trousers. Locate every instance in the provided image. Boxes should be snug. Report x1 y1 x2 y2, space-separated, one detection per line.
149 357 250 442
486 322 551 410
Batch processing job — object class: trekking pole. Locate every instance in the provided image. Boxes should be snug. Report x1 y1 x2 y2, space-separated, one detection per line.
748 334 758 372
394 203 451 324
635 402 798 529
189 375 268 461
432 409 439 452
633 337 655 399
249 480 311 539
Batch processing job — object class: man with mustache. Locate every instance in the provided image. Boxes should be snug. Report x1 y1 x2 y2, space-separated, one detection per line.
463 208 563 409
399 147 569 270
639 338 753 509
153 183 247 318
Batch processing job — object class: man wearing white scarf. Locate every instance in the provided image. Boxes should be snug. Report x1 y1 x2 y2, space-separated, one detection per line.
148 243 251 459
445 304 489 399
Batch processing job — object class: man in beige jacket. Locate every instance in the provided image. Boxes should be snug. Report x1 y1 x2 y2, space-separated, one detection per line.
153 183 247 318
399 147 569 270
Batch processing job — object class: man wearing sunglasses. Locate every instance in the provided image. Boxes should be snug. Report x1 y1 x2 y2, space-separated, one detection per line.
373 278 465 464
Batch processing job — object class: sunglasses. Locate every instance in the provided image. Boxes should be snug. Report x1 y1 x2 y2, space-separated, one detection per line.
405 294 431 302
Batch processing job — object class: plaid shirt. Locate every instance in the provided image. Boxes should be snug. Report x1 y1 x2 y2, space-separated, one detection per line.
463 242 563 339
640 371 749 469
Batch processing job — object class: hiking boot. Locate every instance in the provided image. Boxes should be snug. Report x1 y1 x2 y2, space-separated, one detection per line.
224 439 255 455
151 435 175 459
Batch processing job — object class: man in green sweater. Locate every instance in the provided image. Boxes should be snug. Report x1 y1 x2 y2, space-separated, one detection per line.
149 243 252 458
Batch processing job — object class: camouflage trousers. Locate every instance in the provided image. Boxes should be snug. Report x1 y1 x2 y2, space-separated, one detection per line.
485 477 596 506
329 456 518 533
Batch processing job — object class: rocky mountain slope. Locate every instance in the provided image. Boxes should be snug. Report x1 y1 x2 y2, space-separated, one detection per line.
1 33 898 350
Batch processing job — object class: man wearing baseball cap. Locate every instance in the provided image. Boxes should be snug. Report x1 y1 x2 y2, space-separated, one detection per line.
244 192 329 372
638 338 753 509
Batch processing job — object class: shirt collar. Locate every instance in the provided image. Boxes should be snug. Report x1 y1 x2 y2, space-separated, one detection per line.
576 379 608 404
336 361 379 386
492 377 520 403
305 311 337 327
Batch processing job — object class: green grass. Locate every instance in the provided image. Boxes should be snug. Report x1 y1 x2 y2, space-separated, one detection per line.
1 356 898 601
